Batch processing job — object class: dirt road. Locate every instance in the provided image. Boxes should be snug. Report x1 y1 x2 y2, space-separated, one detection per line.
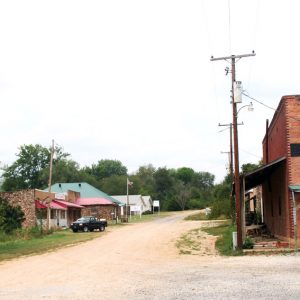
0 211 300 299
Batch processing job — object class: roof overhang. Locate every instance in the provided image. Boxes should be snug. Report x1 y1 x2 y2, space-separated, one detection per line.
289 185 300 192
243 156 286 191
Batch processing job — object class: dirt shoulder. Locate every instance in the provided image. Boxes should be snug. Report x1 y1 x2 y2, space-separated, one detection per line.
0 211 299 300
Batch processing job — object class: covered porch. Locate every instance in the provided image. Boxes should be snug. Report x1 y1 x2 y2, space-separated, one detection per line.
35 199 83 228
240 157 291 249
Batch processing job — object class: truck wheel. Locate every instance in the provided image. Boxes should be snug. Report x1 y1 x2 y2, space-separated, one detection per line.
99 225 105 232
72 229 78 233
83 226 89 232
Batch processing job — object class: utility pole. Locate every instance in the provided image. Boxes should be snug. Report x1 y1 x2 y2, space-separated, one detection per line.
219 122 243 225
46 139 55 231
211 52 255 248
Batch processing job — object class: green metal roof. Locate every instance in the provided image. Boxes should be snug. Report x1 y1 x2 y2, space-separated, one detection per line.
46 182 123 206
289 185 300 192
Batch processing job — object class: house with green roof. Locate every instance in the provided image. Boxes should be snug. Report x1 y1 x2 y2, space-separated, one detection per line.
47 182 123 206
45 182 124 222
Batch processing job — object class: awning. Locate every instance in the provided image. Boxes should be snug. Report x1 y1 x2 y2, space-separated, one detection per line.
289 185 300 192
50 201 67 210
35 200 47 209
243 157 286 191
53 199 83 209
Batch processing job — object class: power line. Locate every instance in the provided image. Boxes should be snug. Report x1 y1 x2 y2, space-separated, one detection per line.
228 0 232 54
242 92 300 123
242 92 276 111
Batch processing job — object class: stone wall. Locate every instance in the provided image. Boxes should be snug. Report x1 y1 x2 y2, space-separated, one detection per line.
81 205 117 220
0 190 36 228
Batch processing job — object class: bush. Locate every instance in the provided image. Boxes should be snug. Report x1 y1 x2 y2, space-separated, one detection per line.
209 198 231 220
142 210 153 215
0 197 25 234
243 237 254 249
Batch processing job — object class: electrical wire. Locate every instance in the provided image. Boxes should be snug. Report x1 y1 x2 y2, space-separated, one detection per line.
242 92 276 111
228 0 232 54
242 92 300 122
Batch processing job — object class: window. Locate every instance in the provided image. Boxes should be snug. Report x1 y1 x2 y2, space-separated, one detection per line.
51 209 57 219
291 144 300 157
60 210 66 219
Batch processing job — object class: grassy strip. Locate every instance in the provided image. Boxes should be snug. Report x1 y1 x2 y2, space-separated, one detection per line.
0 230 100 262
184 212 208 221
202 221 243 256
119 211 171 224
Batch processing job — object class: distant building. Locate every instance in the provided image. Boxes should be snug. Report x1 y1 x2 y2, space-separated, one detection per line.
112 195 153 214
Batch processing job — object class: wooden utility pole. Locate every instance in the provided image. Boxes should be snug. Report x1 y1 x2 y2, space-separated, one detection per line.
211 52 255 249
46 139 55 231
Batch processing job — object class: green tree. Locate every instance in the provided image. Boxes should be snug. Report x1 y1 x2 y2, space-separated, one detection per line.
40 159 82 187
241 161 262 174
87 159 127 180
153 167 174 209
98 175 128 195
133 164 156 195
2 144 50 191
2 144 70 191
0 197 25 234
174 181 192 210
175 167 195 184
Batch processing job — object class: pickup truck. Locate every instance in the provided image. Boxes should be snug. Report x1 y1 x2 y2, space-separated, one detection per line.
70 216 108 233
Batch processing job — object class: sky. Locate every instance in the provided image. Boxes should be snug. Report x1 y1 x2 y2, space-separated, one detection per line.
0 0 300 183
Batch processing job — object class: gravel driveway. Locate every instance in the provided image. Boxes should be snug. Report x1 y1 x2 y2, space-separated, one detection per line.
0 211 300 299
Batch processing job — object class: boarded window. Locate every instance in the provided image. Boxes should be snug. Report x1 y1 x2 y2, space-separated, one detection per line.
290 144 300 157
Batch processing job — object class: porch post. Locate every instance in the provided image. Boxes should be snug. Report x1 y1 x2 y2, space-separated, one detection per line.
291 190 298 252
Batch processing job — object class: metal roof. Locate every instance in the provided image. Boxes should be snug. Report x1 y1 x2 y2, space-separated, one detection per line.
243 157 286 191
76 198 116 206
47 182 123 206
289 185 300 192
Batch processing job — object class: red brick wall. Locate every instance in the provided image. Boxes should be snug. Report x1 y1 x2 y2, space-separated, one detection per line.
81 205 117 220
263 95 300 244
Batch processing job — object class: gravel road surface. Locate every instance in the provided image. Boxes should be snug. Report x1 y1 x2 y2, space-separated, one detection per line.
0 211 300 299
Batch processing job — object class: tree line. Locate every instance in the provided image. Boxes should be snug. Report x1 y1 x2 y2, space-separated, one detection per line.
0 144 260 213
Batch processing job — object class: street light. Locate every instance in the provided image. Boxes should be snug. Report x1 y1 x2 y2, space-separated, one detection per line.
237 102 254 115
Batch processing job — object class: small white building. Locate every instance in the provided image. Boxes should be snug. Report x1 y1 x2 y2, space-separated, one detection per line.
111 195 152 214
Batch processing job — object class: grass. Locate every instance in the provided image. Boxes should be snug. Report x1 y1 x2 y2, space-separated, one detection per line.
121 211 171 224
184 212 208 221
0 229 100 262
202 221 243 256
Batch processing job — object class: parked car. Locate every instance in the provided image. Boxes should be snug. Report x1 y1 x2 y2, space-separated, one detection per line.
70 216 107 233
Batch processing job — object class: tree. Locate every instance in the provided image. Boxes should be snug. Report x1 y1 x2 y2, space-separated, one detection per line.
87 159 127 180
175 167 195 184
174 181 191 210
241 161 262 174
2 144 50 191
0 197 25 234
2 144 71 191
98 175 128 195
153 167 174 209
40 159 82 187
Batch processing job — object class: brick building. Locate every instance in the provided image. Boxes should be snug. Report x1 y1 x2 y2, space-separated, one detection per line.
243 95 300 246
48 182 124 220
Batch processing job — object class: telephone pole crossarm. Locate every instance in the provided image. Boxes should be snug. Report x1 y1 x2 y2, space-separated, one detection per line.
210 52 256 62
